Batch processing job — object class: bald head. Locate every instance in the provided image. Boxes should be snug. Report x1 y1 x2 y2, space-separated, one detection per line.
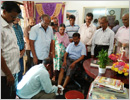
28 17 35 27
122 13 129 27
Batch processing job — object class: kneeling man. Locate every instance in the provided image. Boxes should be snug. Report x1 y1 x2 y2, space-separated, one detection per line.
58 33 86 88
17 57 61 99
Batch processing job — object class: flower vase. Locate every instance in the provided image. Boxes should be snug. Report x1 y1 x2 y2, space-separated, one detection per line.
99 67 106 74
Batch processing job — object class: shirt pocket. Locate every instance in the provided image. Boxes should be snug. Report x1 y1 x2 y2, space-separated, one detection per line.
103 35 110 43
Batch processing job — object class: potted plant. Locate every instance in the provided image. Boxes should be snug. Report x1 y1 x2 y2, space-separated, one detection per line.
97 49 110 74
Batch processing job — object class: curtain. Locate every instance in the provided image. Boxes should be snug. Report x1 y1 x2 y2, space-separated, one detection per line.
23 1 34 18
35 3 65 24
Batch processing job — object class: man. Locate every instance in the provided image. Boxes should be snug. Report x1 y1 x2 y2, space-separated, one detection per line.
29 14 54 66
17 57 61 99
97 17 102 29
91 16 115 58
66 15 79 42
52 17 59 33
58 33 86 88
79 13 96 58
115 13 129 60
1 1 21 99
24 17 35 71
13 13 25 82
112 20 120 34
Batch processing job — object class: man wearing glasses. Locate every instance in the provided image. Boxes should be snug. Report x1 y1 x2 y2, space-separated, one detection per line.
1 1 21 99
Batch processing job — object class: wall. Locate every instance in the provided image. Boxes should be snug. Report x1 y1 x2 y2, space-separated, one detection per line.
64 1 129 26
35 1 129 26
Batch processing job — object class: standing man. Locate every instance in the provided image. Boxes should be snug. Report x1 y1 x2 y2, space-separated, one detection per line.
13 13 25 82
79 13 96 58
17 57 61 99
24 17 35 71
115 13 129 60
112 20 120 34
91 16 115 58
1 1 21 99
29 14 54 66
66 15 80 42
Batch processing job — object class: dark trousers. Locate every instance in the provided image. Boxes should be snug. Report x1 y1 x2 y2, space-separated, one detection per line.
26 50 31 71
18 57 24 82
30 57 43 67
1 74 18 99
94 45 109 58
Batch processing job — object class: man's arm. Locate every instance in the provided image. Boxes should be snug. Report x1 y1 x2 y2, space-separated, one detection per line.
1 53 14 86
49 40 55 58
108 32 115 55
69 55 85 69
30 40 38 64
91 32 96 57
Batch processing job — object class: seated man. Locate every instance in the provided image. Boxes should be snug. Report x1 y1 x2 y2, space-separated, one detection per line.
58 33 86 88
16 57 61 99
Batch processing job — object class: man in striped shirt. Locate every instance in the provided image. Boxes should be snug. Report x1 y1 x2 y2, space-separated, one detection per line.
66 15 79 42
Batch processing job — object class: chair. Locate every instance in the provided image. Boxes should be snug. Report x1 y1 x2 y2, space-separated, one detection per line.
71 60 85 89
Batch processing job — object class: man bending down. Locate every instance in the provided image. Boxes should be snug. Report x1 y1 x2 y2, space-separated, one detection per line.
17 57 61 99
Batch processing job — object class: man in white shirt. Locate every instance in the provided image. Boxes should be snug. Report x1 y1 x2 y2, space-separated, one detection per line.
17 57 61 99
91 16 114 58
1 1 21 99
79 13 96 58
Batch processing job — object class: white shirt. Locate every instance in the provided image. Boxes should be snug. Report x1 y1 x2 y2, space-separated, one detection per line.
78 23 96 46
1 17 20 76
91 27 114 55
17 64 58 99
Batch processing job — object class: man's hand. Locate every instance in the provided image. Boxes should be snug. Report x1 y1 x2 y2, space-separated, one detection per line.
20 49 25 58
69 62 76 69
62 60 67 67
122 43 128 48
33 56 38 65
6 74 15 87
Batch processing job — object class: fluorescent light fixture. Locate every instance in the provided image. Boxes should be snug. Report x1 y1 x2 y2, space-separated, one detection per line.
93 10 106 14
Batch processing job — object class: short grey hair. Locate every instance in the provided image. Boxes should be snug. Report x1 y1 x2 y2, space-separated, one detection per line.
43 57 53 65
101 16 108 22
41 14 51 21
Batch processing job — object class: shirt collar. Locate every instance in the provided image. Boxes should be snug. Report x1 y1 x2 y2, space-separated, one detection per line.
73 41 81 46
101 27 109 31
1 16 13 27
122 25 129 29
84 23 93 27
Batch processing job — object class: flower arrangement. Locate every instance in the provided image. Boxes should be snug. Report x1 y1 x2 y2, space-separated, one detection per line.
108 54 119 62
111 62 129 76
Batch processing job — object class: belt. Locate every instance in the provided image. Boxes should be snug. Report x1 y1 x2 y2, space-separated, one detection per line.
95 45 109 47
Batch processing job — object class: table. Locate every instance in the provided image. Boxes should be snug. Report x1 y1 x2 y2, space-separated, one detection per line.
83 58 129 85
